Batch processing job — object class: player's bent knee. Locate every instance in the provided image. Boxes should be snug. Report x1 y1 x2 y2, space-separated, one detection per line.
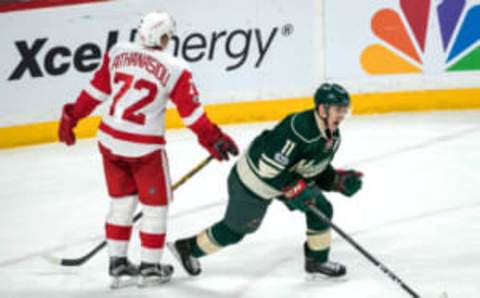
315 198 333 219
226 215 264 235
307 199 334 231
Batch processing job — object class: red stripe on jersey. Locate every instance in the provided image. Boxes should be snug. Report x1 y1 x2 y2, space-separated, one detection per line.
140 232 166 249
106 223 132 241
99 122 166 145
169 70 201 118
0 0 110 13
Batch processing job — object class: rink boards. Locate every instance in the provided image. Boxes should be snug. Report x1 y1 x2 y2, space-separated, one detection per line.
1 0 479 148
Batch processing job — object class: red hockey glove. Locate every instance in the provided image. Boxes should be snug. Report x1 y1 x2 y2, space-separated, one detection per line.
334 169 363 197
210 131 238 161
283 180 319 212
199 125 239 161
190 115 239 161
58 103 78 146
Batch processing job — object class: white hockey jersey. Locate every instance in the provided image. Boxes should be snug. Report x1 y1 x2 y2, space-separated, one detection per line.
77 42 205 157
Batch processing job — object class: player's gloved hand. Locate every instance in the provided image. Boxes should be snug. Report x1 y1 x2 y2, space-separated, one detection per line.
334 169 363 197
199 124 239 161
283 179 318 212
58 103 78 146
189 114 239 161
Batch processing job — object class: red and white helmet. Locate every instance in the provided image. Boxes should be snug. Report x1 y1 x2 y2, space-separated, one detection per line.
138 11 176 48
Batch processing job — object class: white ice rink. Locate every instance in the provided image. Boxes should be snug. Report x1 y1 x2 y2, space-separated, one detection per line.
1 110 479 298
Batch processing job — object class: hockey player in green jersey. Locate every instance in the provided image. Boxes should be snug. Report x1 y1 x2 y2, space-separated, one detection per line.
169 83 363 277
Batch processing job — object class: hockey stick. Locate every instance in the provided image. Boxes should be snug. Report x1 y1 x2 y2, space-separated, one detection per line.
43 156 214 267
307 205 426 298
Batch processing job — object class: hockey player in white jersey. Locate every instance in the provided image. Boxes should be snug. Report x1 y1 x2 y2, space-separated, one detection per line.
58 11 238 288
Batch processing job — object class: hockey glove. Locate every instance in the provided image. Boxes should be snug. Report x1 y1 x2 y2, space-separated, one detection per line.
211 131 239 161
58 103 78 146
283 180 318 212
334 169 363 197
190 115 239 161
199 125 238 161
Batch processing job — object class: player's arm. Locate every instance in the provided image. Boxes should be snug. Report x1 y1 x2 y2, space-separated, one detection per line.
169 70 238 161
58 53 112 145
253 123 324 211
314 164 363 197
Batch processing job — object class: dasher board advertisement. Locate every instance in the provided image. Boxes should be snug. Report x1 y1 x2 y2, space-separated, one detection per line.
0 0 316 126
324 0 480 92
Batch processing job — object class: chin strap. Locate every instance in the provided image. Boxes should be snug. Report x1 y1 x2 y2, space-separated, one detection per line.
317 104 333 141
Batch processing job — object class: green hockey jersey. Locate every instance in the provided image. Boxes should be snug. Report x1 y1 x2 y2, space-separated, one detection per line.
235 109 340 199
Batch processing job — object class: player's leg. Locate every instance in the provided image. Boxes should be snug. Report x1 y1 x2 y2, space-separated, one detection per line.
171 167 271 275
100 145 139 288
132 149 174 286
305 195 346 277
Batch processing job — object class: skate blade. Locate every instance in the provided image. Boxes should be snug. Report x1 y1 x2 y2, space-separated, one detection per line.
137 275 172 288
110 276 138 289
305 272 348 282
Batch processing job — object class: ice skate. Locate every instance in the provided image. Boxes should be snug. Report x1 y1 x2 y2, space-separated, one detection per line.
167 238 201 276
304 243 346 280
305 258 347 278
109 257 139 289
137 262 174 287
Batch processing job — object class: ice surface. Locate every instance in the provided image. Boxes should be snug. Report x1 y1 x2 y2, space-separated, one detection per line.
1 110 479 298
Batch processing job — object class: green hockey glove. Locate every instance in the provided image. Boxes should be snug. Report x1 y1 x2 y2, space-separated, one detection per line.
334 169 363 197
282 180 317 212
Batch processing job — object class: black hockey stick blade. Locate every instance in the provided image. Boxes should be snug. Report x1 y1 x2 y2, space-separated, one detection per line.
43 241 107 266
42 156 213 267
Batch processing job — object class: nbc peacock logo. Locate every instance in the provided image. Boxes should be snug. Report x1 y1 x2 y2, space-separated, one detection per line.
361 0 480 74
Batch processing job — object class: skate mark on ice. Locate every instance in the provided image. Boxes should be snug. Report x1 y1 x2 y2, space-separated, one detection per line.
231 203 480 297
0 200 225 267
345 125 480 167
1 125 478 268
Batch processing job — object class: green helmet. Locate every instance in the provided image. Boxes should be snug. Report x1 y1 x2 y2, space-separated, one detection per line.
314 83 350 108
